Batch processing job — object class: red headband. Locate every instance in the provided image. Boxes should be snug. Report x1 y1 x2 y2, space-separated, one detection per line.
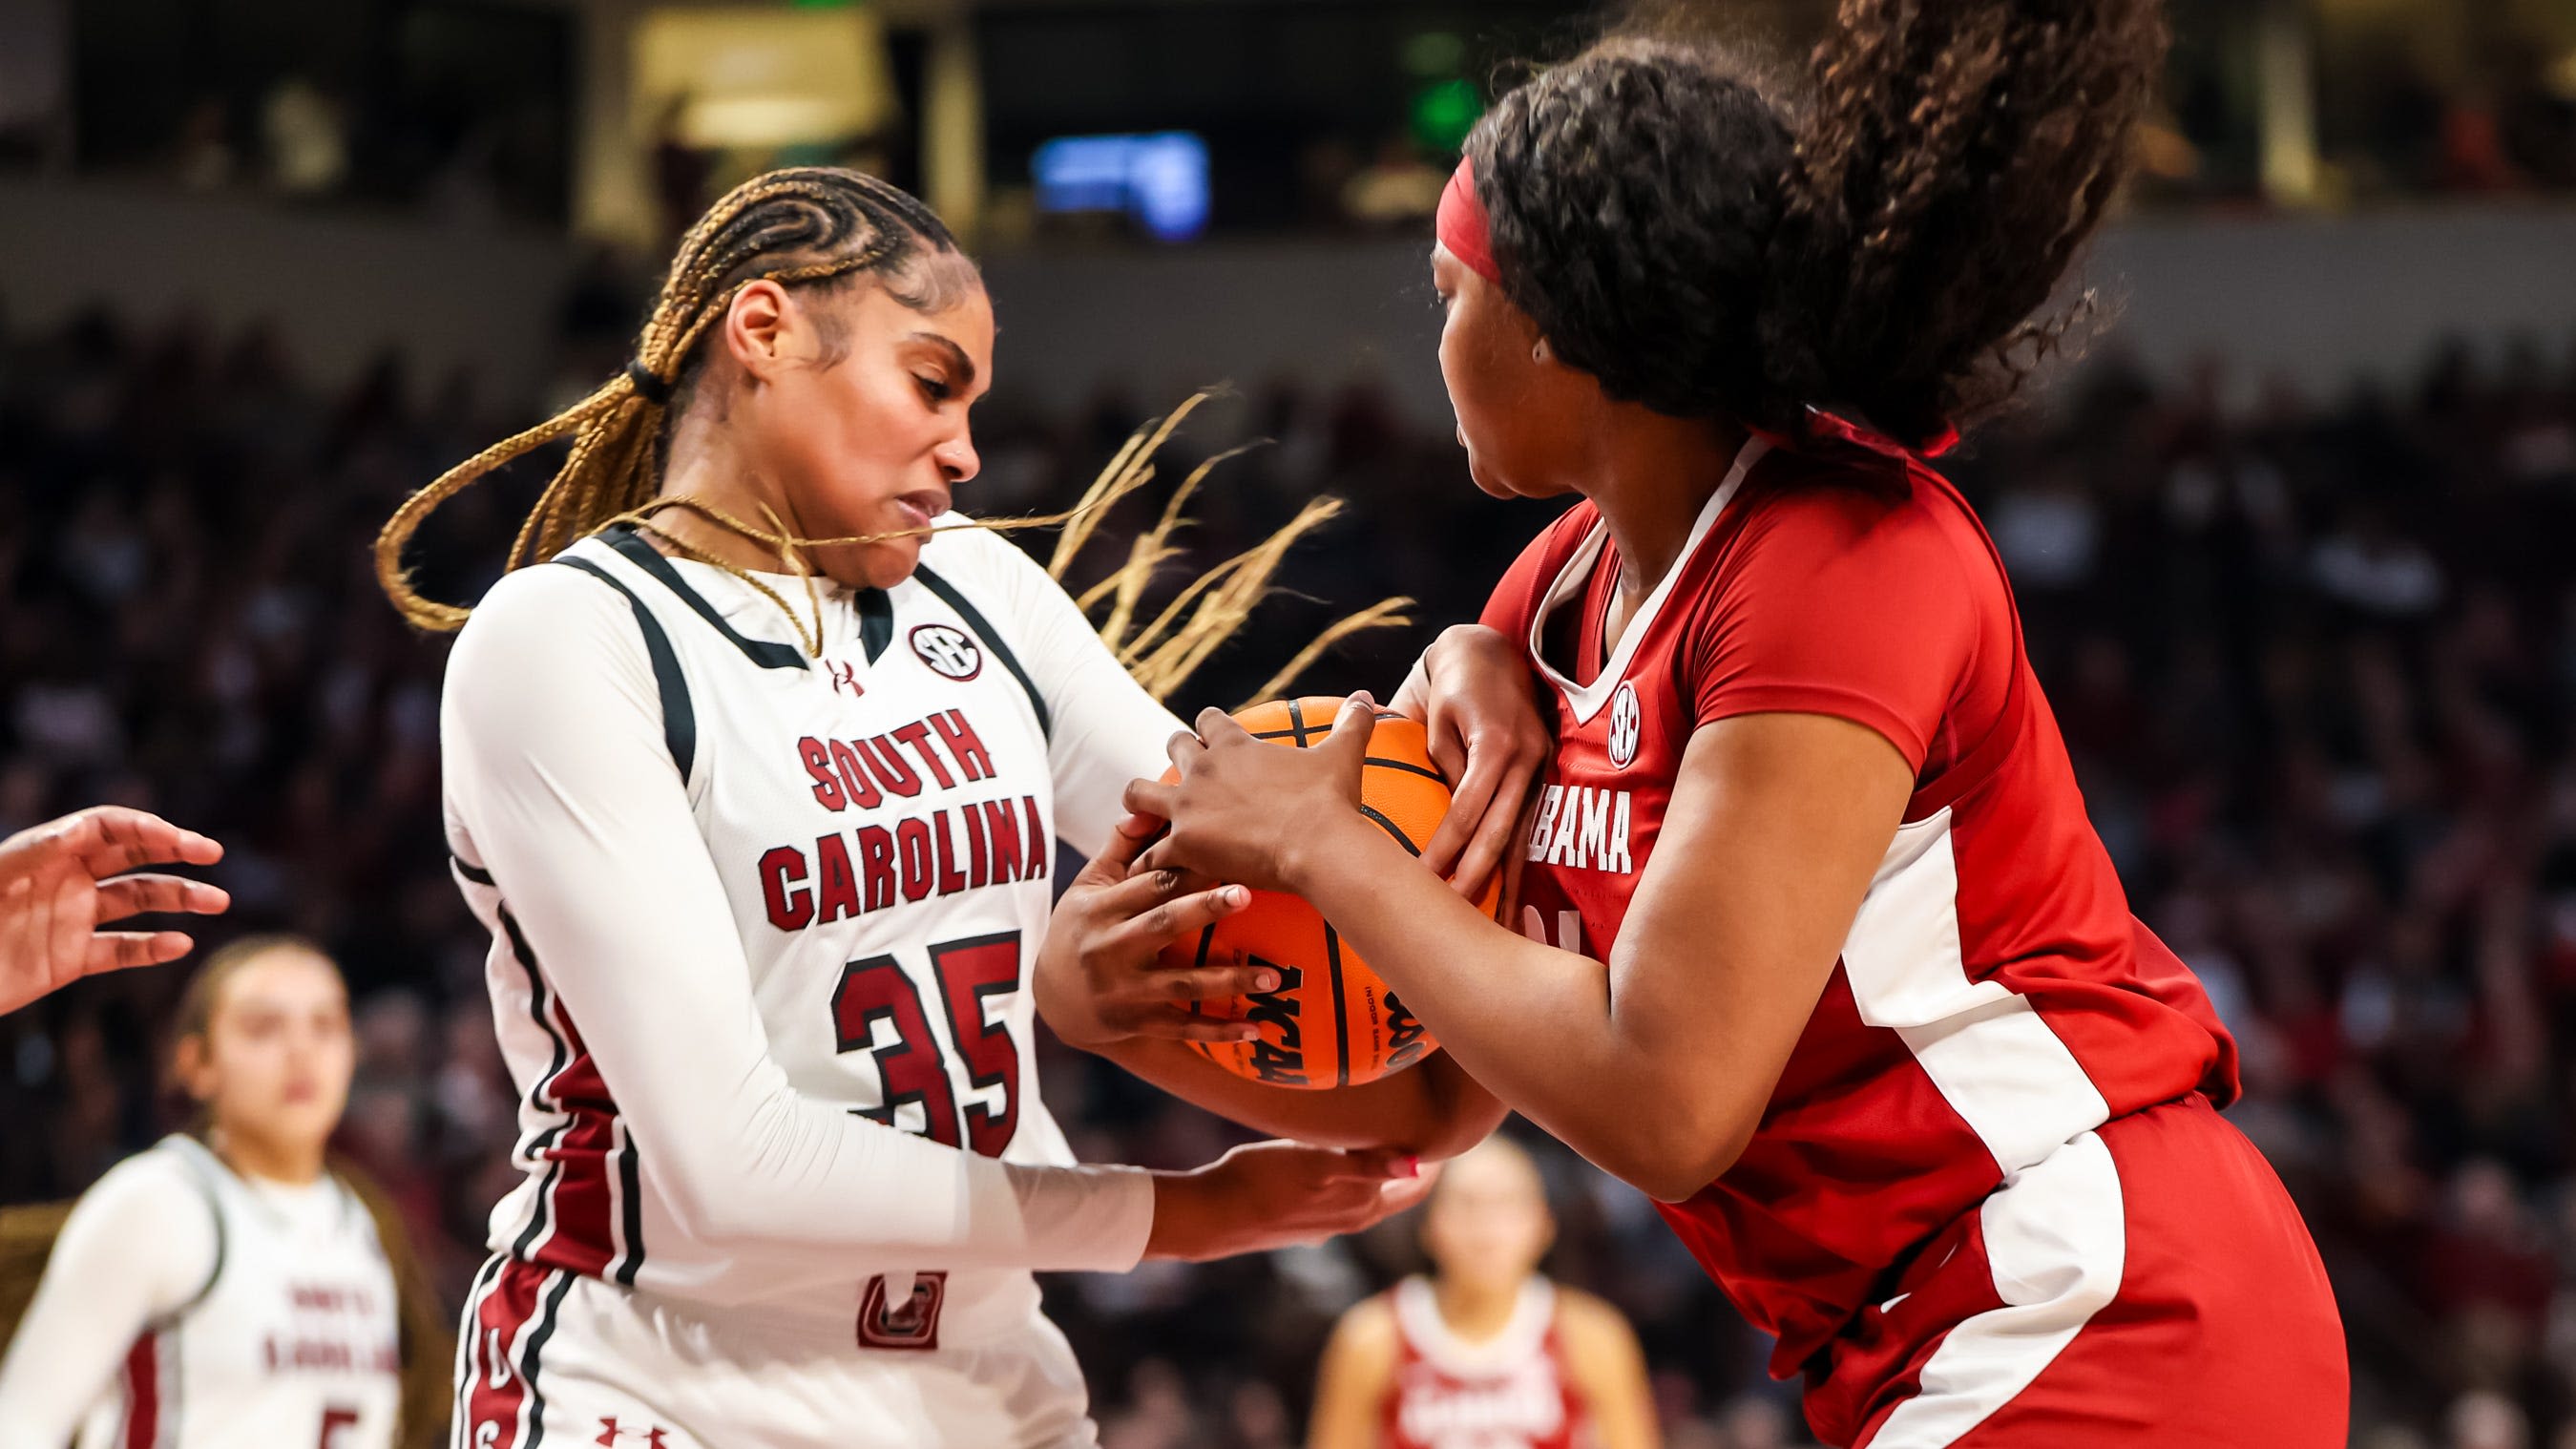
1435 157 1500 284
1436 156 1958 457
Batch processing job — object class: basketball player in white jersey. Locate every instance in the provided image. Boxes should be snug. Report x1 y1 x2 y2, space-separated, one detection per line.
373 168 1518 1449
1309 1137 1657 1449
0 936 403 1449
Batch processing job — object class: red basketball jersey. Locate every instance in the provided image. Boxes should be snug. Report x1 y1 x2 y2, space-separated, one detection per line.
1382 1277 1586 1449
1478 419 2238 1386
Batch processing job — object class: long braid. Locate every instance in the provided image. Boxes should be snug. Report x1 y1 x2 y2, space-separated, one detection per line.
379 167 1405 699
375 167 927 632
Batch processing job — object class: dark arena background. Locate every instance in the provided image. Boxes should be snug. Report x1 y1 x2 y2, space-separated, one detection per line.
5 1 2576 1446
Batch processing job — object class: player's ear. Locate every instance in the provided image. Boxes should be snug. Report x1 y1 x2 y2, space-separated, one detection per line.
170 1032 216 1104
724 280 795 383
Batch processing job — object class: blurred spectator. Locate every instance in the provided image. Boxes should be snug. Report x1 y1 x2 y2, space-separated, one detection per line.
262 77 349 198
1339 136 1447 228
169 96 235 193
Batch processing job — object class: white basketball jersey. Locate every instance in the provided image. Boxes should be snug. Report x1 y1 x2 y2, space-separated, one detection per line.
76 1137 400 1449
447 521 1159 1339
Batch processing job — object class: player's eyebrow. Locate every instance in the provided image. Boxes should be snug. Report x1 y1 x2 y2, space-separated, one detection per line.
906 332 978 390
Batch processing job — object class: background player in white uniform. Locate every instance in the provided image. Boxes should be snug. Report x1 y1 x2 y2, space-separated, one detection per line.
0 936 405 1449
1309 1138 1656 1449
375 168 1516 1449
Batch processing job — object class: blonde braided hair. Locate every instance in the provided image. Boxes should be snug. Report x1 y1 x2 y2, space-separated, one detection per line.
376 166 1405 702
376 166 953 632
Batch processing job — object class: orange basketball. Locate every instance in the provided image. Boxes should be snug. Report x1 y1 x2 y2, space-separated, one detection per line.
1162 697 1504 1089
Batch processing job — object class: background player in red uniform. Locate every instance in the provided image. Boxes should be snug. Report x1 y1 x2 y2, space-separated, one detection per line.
1307 1136 1655 1449
1124 1 2351 1445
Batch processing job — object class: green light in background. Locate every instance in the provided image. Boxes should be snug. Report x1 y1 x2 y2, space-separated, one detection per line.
788 0 856 9
1402 31 1467 79
1411 78 1482 154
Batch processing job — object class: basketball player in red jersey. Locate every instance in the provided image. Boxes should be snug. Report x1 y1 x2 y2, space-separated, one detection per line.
1308 1137 1655 1449
1122 2 2351 1445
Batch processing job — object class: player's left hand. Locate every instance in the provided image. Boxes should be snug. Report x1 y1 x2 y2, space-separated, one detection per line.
0 807 229 1017
1034 811 1275 1050
1402 623 1554 900
1128 692 1378 895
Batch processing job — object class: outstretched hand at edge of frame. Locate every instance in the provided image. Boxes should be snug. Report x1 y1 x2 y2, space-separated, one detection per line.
0 807 229 1016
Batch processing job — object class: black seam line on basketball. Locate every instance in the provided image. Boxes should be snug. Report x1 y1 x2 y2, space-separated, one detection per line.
1286 697 1314 746
614 1124 645 1286
451 855 496 887
912 564 1053 738
597 524 807 671
1250 712 1405 743
859 587 894 663
1358 805 1424 856
1362 756 1446 784
1323 925 1351 1088
558 556 696 785
517 1269 577 1449
1186 921 1217 1021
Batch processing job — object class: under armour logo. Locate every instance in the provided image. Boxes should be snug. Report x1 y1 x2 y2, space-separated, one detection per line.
827 660 864 698
909 623 982 682
1606 682 1641 769
596 1418 668 1447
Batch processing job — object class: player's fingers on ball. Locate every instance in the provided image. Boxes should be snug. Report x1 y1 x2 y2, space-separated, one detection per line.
93 874 230 922
1122 777 1180 820
1088 811 1162 873
1329 692 1380 756
1156 963 1275 1003
1141 884 1249 939
1103 879 1245 943
1094 863 1198 916
1155 1013 1262 1044
1194 706 1254 747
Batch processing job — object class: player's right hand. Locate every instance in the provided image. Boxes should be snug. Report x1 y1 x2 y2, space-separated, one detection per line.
1032 811 1275 1051
1142 1141 1437 1262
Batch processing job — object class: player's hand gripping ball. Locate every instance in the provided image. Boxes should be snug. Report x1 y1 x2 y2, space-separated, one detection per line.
1160 697 1504 1090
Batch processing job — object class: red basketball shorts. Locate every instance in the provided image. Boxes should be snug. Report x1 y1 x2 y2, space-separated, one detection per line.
1805 1093 2348 1448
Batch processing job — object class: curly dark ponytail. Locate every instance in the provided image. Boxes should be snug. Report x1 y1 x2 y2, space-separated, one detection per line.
1467 0 2169 451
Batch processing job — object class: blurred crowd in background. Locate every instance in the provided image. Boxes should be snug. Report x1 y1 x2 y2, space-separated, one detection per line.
9 0 2576 241
6 253 2576 1448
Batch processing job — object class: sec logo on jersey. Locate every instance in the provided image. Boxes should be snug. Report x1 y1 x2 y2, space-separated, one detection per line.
1606 682 1641 768
910 623 982 681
